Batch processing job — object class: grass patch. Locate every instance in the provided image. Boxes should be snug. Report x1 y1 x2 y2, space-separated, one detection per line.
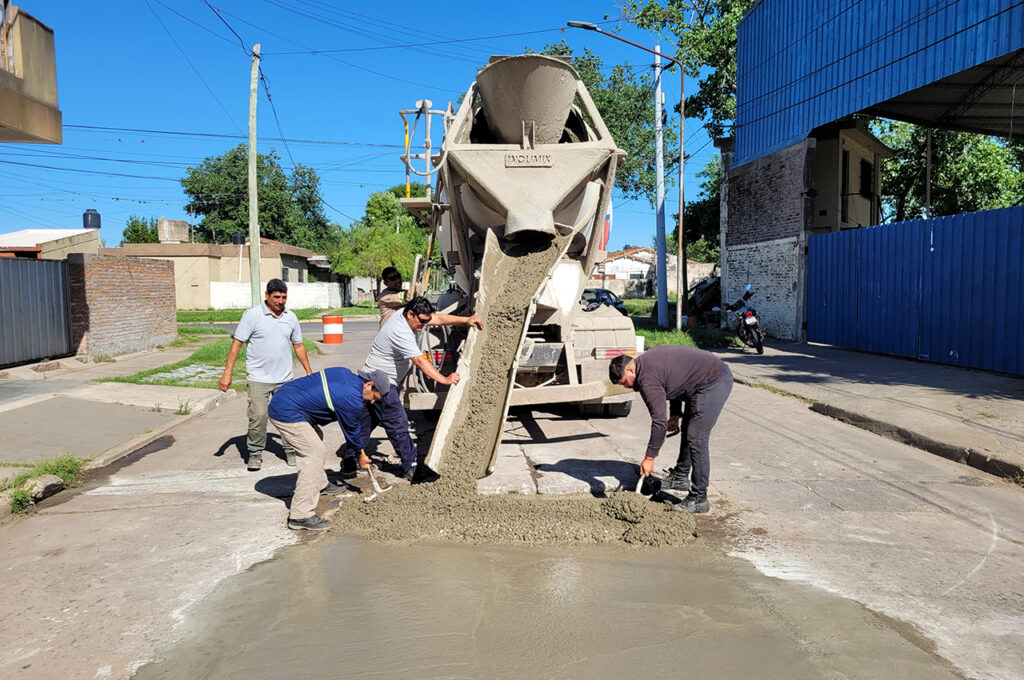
177 325 230 336
1 455 88 493
98 337 319 391
92 354 115 363
743 378 815 405
632 318 740 351
4 454 88 514
176 305 376 323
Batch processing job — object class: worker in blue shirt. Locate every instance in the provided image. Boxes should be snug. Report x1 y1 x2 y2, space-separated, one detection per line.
268 367 389 531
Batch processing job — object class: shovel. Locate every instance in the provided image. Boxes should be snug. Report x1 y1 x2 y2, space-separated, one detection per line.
362 460 392 503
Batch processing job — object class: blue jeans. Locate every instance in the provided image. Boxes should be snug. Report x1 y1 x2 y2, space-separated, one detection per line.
347 384 417 470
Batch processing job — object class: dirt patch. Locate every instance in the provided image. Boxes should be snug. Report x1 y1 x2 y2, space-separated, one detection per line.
333 236 697 548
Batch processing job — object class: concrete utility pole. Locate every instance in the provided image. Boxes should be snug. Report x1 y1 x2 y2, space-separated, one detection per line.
248 43 261 307
653 46 668 328
675 72 686 331
567 21 687 330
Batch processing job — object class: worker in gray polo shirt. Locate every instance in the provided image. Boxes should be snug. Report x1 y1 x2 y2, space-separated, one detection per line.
219 278 313 471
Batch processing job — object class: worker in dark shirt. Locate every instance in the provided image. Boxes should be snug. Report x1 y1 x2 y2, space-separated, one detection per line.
609 345 733 514
268 367 388 531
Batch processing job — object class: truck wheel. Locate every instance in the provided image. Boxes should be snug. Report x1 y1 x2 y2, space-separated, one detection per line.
604 402 632 417
577 403 603 417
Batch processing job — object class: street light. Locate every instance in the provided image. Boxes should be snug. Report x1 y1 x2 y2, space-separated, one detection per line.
568 20 688 330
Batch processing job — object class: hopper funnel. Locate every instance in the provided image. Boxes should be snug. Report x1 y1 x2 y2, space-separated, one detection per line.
475 55 579 145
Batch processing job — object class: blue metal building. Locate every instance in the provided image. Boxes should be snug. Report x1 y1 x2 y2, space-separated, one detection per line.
721 0 1024 375
734 0 1024 168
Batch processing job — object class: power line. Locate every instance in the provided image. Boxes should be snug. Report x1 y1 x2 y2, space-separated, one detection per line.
262 26 571 55
144 0 243 133
64 124 409 148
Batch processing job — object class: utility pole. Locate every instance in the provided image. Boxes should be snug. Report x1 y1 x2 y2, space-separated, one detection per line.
653 46 668 328
248 43 261 307
675 66 686 330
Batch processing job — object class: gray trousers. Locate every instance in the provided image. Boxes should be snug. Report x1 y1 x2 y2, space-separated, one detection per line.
247 381 295 457
670 366 733 496
269 418 327 520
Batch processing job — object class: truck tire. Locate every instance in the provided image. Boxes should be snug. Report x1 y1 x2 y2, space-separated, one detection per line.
577 403 603 417
604 402 632 417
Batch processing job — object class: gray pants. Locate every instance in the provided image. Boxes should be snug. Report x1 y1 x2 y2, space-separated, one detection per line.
670 366 733 496
269 418 327 520
247 381 295 458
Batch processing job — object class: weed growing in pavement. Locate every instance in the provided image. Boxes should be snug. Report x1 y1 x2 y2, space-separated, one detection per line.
0 455 88 495
92 354 114 363
175 399 192 416
10 489 33 513
152 404 163 413
746 378 815 405
1012 472 1024 488
979 411 996 419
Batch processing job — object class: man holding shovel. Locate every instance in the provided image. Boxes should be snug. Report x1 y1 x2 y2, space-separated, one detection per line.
609 346 733 514
268 368 388 531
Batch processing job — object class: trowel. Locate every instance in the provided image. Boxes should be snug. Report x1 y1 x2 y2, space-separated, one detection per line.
359 450 392 503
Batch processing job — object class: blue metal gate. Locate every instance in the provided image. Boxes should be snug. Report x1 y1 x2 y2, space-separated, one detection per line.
0 258 73 367
807 206 1024 375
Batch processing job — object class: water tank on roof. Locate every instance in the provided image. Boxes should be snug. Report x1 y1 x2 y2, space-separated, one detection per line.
231 232 246 245
83 209 101 229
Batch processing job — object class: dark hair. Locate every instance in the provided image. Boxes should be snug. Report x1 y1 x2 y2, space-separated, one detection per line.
266 278 287 295
381 266 400 281
609 354 632 384
403 295 435 318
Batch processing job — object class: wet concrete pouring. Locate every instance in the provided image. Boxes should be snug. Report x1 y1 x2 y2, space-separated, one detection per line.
126 243 966 679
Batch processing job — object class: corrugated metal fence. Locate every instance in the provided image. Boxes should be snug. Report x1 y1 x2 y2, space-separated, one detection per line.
807 206 1024 376
0 258 73 367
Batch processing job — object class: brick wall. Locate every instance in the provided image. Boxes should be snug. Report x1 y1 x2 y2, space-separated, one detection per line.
724 238 803 340
718 138 813 342
68 253 177 359
725 139 815 246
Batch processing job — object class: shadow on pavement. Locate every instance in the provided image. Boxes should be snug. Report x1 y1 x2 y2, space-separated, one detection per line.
534 458 638 497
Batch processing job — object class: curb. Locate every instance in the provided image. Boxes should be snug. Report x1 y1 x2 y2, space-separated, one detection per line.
0 390 241 524
809 402 1024 480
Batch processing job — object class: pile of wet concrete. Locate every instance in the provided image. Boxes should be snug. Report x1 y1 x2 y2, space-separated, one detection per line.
334 238 696 548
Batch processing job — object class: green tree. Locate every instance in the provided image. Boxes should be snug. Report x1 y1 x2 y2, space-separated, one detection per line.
330 190 427 288
874 121 1023 222
533 41 677 205
120 215 159 245
630 0 758 138
288 163 338 251
181 144 305 245
663 158 721 263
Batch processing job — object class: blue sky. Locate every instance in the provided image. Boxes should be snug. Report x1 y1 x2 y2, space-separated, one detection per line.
3 1 719 252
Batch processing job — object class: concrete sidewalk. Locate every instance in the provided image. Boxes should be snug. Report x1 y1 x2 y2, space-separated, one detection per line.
716 341 1024 478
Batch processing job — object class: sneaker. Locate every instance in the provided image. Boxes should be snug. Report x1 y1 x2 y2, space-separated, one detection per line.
676 492 710 514
340 456 358 477
246 453 262 471
662 468 690 494
286 451 296 467
288 515 330 531
401 463 417 482
320 481 349 495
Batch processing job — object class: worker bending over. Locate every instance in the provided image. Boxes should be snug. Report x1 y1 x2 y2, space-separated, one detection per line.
609 345 733 514
268 367 388 531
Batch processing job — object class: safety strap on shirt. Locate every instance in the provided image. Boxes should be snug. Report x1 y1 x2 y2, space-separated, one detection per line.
319 370 334 413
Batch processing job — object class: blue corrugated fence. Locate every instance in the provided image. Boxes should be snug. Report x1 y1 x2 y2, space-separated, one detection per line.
807 206 1024 375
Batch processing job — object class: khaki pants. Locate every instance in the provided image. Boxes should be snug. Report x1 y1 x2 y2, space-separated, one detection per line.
269 417 327 520
247 381 295 458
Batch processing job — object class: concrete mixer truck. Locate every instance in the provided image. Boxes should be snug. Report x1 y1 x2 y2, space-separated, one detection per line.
397 54 640 477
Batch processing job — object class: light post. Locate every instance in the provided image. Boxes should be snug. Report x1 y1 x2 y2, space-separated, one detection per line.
567 21 688 330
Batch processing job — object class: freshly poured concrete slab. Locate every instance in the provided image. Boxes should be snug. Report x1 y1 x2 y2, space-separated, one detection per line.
0 396 176 463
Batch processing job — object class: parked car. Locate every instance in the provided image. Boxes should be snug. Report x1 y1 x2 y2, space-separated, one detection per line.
581 288 628 315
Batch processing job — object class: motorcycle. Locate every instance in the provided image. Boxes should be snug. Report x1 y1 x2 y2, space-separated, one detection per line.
714 284 764 354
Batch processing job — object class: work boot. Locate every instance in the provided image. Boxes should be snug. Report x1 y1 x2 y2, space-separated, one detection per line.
320 481 349 495
288 515 330 531
286 451 296 467
401 463 417 482
340 456 358 477
676 492 710 514
662 468 690 494
246 453 262 471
